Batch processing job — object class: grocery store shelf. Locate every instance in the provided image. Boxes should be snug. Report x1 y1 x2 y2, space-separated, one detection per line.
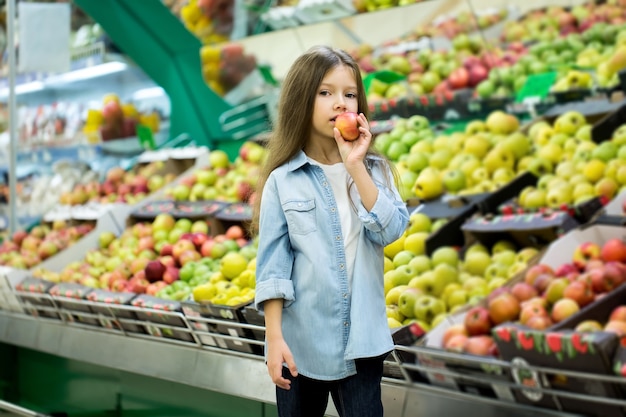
0 311 586 417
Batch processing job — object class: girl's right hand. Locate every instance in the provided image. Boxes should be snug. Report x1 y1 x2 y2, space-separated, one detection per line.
267 337 298 390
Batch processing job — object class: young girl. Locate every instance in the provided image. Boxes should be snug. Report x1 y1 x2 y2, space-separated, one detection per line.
252 45 409 417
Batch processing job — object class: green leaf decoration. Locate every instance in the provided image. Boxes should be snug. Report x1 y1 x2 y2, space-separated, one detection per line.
532 332 544 354
556 351 564 362
584 334 596 355
566 338 576 359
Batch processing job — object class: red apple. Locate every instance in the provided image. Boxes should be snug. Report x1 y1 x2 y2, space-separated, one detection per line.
464 306 493 336
519 303 549 325
464 335 496 356
335 112 360 141
525 314 554 330
572 241 601 270
609 305 626 322
524 264 554 286
442 323 468 347
563 280 594 307
601 238 626 263
488 292 521 325
510 282 538 303
604 320 626 336
163 267 180 284
444 334 468 353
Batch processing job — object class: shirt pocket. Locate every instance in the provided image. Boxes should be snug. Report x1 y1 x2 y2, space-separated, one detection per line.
283 199 317 235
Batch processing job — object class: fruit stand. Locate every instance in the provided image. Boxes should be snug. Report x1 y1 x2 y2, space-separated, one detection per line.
3 0 626 416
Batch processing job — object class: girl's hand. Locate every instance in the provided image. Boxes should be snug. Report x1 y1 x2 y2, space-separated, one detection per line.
334 113 371 168
266 337 298 390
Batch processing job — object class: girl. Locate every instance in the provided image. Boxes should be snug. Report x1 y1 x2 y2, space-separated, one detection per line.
252 45 409 417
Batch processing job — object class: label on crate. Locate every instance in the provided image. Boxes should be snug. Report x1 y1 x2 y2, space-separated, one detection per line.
228 328 243 346
416 353 458 390
510 357 546 402
98 314 115 330
145 323 163 337
60 311 74 323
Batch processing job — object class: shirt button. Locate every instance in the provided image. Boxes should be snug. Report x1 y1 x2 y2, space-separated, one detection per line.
343 293 347 299
297 203 302 207
344 322 349 327
323 182 328 186
339 264 344 269
336 235 341 240
331 207 336 212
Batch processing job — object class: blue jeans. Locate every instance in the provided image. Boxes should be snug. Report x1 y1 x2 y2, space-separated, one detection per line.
276 354 386 417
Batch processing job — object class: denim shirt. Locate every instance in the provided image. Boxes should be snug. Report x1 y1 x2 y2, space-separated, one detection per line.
255 150 409 381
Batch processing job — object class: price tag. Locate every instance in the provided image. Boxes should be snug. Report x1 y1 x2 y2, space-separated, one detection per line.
228 328 243 346
98 314 114 330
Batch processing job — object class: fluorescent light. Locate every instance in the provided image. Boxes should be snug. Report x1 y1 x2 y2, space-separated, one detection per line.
0 81 45 98
45 61 128 85
132 86 166 100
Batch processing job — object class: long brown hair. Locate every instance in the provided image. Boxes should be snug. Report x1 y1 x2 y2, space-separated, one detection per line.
250 45 394 233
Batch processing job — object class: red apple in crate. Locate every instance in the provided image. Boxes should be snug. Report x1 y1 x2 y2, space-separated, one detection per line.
551 298 580 323
604 320 626 336
144 260 166 283
600 238 626 263
444 334 469 353
464 306 492 336
146 281 167 296
464 335 496 356
163 267 180 284
488 292 521 325
525 315 554 330
441 323 468 347
610 306 626 322
519 303 549 325
563 280 594 307
524 264 554 286
572 242 602 270
554 263 578 277
335 112 360 141
510 282 538 303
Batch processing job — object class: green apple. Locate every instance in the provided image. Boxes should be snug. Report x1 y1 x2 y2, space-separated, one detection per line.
433 263 459 288
411 271 446 297
442 169 467 193
385 284 409 305
446 288 469 309
432 246 460 267
484 263 509 281
413 168 443 200
516 247 539 264
403 232 429 256
393 250 416 268
527 157 554 178
398 287 425 318
487 277 508 292
484 147 515 174
405 152 429 173
386 305 404 323
491 249 516 266
463 134 491 158
465 242 489 256
544 277 569 304
462 251 492 276
391 264 416 286
521 189 547 209
413 295 447 324
554 110 587 135
546 185 573 208
407 212 432 234
408 255 432 275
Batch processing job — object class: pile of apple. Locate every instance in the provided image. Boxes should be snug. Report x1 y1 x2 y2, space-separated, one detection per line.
83 94 160 142
439 237 626 357
0 221 94 269
383 211 540 331
516 111 626 210
200 42 258 96
31 214 254 304
167 143 265 204
180 0 230 45
58 162 176 206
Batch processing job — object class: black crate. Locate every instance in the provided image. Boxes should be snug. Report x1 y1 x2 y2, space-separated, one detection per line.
241 304 265 341
205 301 262 355
181 301 229 349
86 289 143 333
131 295 195 343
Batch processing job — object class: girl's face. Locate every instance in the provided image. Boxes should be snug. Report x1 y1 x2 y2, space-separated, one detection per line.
310 64 359 144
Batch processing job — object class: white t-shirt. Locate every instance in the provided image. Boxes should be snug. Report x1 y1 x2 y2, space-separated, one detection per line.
308 159 360 290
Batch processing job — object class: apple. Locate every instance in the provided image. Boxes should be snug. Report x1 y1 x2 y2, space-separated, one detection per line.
488 292 521 325
444 334 469 353
335 112 360 141
525 314 554 330
397 287 424 318
519 303 549 325
604 320 626 336
438 322 467 347
464 306 492 336
601 238 626 263
609 305 626 322
510 282 538 303
551 298 580 323
572 241 601 270
463 251 492 277
563 280 594 307
524 264 554 286
575 319 604 332
464 335 497 356
544 278 570 305
413 295 446 323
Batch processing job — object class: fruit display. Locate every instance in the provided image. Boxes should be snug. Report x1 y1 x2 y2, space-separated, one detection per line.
166 143 265 204
437 237 626 356
58 161 176 206
179 0 231 44
83 93 161 142
0 221 94 269
31 213 256 307
383 210 540 331
200 42 258 96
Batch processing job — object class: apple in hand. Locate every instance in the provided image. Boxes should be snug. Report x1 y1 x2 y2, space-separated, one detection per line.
335 112 360 140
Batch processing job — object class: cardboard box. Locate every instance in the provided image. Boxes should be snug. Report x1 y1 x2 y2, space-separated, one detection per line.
493 323 624 417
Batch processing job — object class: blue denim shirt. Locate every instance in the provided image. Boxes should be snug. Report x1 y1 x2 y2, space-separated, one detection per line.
255 150 409 381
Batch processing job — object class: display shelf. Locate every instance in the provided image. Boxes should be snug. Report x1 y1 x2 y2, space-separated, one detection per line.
0 310 589 417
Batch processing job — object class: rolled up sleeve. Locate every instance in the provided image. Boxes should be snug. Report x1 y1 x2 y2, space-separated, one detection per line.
254 174 296 311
